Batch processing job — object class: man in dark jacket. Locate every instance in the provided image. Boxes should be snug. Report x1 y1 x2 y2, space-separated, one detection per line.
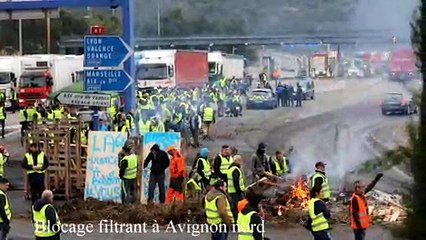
276 83 284 107
143 144 170 203
283 84 289 107
228 155 245 222
296 83 303 107
22 143 49 204
237 189 269 240
251 142 270 180
288 85 295 107
32 190 61 240
212 145 233 183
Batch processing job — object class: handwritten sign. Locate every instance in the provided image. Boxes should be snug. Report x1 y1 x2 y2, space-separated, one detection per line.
85 131 127 203
141 132 181 204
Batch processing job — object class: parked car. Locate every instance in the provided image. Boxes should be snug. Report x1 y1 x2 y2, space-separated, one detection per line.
246 88 278 109
381 92 417 115
297 78 315 100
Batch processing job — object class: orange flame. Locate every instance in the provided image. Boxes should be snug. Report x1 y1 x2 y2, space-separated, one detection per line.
286 177 310 210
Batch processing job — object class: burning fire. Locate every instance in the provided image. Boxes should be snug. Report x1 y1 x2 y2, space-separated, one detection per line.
278 177 310 215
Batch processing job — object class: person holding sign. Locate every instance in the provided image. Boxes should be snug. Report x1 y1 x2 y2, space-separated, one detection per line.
119 145 138 204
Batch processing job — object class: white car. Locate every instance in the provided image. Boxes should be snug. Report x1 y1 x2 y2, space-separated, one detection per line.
347 67 365 78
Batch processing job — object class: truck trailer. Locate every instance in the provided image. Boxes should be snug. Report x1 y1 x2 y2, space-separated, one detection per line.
18 54 83 107
137 50 208 89
208 51 245 82
389 48 417 82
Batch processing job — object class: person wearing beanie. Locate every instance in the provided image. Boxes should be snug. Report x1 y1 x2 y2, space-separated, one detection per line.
196 147 211 191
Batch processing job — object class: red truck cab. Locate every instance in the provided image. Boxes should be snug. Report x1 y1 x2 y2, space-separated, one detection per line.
18 70 53 107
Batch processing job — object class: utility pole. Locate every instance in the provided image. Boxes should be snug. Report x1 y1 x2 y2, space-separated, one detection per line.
18 19 23 55
45 10 51 53
157 1 161 37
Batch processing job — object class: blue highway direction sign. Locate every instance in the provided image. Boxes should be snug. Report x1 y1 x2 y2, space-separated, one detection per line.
84 35 133 67
84 69 134 92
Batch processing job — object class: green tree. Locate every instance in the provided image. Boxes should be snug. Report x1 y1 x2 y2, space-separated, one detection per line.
405 0 426 238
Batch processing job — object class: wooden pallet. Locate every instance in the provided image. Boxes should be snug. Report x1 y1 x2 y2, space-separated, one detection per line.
23 119 88 200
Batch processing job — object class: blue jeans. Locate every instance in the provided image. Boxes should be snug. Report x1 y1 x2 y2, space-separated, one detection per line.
211 231 228 240
148 172 165 203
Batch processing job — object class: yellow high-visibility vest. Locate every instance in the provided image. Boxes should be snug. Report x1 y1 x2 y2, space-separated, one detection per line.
25 152 46 174
237 211 257 240
311 172 330 199
308 198 329 232
0 190 11 223
227 166 246 194
219 154 234 175
32 204 61 237
121 154 138 179
205 194 233 224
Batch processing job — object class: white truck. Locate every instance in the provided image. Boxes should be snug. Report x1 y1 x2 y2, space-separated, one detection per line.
18 54 83 107
0 56 28 107
208 51 245 82
137 50 208 89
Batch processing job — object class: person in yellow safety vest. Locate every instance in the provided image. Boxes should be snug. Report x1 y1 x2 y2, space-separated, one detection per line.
119 146 138 204
0 104 6 139
46 108 55 122
81 127 88 145
150 117 165 132
67 112 78 121
53 106 63 120
32 190 61 239
209 92 217 103
138 114 151 135
202 103 215 140
227 155 246 222
22 143 48 205
115 113 129 135
0 145 9 177
195 147 211 191
9 87 17 113
308 186 332 240
0 177 11 239
126 112 136 131
219 77 227 88
109 97 118 119
270 151 290 176
212 145 234 184
204 180 234 240
0 91 4 103
310 161 331 202
237 189 267 240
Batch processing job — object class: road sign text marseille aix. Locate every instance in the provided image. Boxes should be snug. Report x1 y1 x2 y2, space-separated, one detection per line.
84 69 133 92
84 35 132 67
